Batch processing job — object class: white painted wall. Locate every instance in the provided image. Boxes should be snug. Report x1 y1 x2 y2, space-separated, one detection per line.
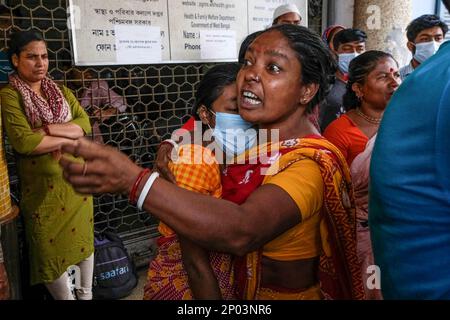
412 0 436 18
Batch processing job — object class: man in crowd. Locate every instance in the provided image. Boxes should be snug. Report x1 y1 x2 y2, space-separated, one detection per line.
272 3 302 26
399 14 448 80
319 28 367 131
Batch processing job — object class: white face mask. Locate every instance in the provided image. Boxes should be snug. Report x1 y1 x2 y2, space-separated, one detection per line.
414 41 442 64
209 112 257 158
338 52 359 74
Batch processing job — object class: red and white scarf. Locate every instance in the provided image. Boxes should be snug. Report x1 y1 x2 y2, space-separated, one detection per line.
9 73 69 127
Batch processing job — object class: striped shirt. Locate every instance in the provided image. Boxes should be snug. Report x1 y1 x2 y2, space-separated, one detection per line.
399 62 415 81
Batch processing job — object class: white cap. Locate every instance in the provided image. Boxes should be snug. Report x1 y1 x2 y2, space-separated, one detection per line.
272 4 301 22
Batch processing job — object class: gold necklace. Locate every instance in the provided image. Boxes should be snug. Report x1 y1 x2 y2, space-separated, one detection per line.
355 108 382 124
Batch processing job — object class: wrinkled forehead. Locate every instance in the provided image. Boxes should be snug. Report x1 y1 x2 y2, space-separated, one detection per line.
376 57 399 70
20 40 47 53
366 57 399 79
247 30 293 57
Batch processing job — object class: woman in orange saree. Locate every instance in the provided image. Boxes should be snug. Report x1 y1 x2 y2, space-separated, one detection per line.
61 24 364 300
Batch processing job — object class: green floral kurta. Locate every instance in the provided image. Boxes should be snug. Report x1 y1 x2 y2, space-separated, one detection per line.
0 85 94 285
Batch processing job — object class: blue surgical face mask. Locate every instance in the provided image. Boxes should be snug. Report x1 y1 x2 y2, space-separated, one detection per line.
338 52 359 74
209 112 257 157
414 41 441 64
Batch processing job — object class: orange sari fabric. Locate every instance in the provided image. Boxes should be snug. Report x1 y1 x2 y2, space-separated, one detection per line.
144 144 235 300
143 234 235 300
231 138 365 300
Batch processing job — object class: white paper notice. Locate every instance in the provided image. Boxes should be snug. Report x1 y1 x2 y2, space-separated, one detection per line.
115 26 162 64
200 30 237 60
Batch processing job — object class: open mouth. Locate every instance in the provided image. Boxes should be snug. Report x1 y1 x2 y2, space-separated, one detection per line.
242 90 262 106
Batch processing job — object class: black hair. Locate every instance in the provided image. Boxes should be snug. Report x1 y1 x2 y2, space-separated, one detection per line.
251 24 336 114
8 30 46 70
343 50 397 110
191 63 241 120
239 31 263 64
332 28 367 51
406 14 448 42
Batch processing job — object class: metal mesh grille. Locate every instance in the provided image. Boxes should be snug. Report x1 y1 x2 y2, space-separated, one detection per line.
1 0 323 265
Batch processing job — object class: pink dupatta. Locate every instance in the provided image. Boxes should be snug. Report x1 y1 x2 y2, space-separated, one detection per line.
350 135 382 299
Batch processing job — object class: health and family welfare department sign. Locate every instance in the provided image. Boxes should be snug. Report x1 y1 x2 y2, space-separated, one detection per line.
68 0 307 65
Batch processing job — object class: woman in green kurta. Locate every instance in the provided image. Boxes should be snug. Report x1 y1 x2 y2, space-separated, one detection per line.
0 30 94 300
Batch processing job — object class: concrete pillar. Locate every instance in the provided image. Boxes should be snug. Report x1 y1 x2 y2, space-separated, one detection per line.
354 0 412 67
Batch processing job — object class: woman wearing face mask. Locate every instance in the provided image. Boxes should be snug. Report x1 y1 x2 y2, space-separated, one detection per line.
60 25 364 300
323 51 401 299
154 31 263 183
143 63 249 300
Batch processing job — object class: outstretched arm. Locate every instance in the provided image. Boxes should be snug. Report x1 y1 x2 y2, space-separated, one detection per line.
60 138 301 256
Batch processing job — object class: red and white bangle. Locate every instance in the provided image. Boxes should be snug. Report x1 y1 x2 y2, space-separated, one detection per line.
129 168 150 204
137 172 159 211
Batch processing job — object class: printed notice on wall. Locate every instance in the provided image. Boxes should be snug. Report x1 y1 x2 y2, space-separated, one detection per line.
169 0 247 61
115 26 162 64
200 30 236 60
68 0 169 65
68 0 307 65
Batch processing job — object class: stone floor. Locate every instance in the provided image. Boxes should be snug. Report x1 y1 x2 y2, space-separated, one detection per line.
122 267 148 300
